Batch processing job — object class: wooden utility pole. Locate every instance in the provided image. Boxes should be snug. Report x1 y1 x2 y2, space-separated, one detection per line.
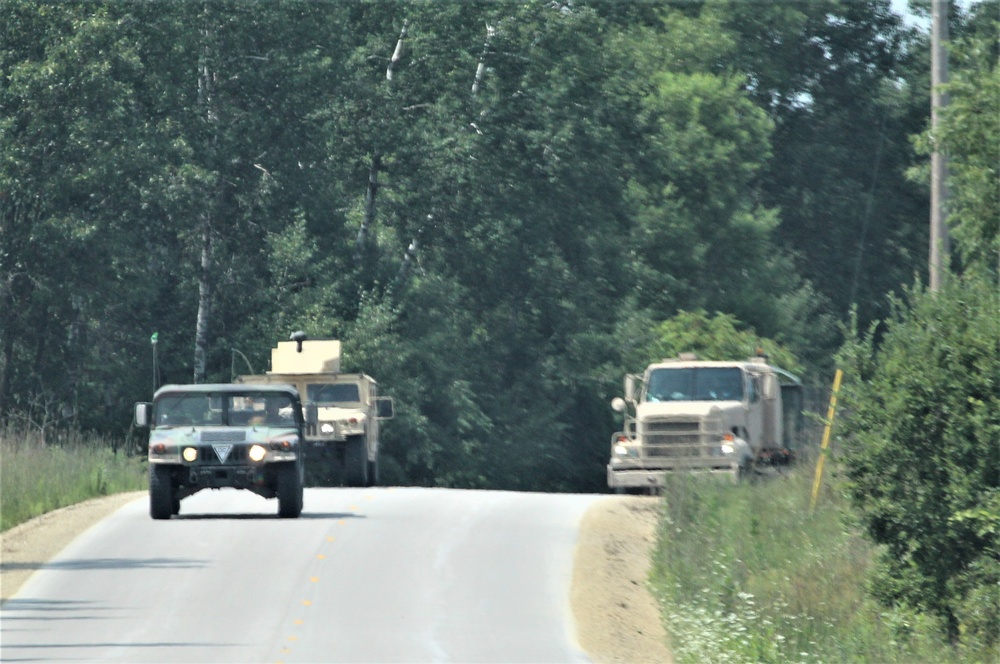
930 0 950 291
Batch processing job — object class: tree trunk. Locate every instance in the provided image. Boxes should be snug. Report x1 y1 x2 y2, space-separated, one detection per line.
192 4 217 384
192 215 213 384
356 152 382 258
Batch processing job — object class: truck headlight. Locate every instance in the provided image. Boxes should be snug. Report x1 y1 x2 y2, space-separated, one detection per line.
320 423 335 434
613 444 638 458
714 433 736 456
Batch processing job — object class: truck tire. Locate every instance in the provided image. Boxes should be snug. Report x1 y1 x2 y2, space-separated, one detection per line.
149 465 174 520
277 462 303 518
344 435 368 487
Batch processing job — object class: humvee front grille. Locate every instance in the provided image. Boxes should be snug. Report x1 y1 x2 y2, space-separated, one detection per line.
201 430 246 443
195 444 248 465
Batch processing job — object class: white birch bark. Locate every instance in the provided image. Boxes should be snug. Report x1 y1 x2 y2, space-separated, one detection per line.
192 6 217 384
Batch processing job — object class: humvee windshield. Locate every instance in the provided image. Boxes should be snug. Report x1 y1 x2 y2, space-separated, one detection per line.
645 367 745 402
155 392 296 427
308 383 361 404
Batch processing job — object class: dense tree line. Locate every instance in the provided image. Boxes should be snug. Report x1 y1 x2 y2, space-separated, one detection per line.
0 0 970 491
838 2 999 648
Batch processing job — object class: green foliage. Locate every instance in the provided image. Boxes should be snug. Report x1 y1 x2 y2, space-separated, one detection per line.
652 467 993 663
933 8 999 274
837 272 1000 646
0 0 955 493
643 310 802 375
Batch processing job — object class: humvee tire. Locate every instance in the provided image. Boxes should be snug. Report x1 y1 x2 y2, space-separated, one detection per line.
344 435 368 487
277 462 303 518
149 465 174 520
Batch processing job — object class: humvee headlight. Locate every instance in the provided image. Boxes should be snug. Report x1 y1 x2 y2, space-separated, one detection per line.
182 447 198 462
320 423 335 434
614 444 629 456
248 444 267 462
720 443 735 455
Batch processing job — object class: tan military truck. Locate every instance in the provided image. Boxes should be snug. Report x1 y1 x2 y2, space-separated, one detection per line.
238 334 394 487
608 353 803 489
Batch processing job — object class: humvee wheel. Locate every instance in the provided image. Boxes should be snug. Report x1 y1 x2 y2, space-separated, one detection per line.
344 435 368 487
277 463 303 518
149 465 174 520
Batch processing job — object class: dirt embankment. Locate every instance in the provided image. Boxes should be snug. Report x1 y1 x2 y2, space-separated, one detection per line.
1 492 671 663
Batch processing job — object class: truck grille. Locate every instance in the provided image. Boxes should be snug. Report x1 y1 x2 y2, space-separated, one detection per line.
641 418 721 458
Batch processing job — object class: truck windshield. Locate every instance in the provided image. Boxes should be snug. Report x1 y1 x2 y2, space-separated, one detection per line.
645 367 744 402
155 393 295 426
308 383 360 404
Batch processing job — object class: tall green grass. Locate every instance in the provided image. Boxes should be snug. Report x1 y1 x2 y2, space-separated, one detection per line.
0 426 147 532
651 464 996 663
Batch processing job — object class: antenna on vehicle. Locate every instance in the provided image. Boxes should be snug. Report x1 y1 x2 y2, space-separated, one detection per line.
150 332 160 391
290 330 307 353
231 348 255 381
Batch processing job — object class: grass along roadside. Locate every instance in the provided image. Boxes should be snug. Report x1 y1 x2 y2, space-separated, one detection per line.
1 426 146 532
650 463 996 664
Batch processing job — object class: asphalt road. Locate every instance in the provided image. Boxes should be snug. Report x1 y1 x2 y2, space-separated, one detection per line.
0 487 604 663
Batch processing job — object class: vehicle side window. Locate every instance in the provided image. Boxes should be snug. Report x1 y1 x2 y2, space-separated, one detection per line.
308 383 361 404
747 376 760 403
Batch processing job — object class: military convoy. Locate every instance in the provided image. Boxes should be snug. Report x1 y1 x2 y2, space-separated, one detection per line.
237 334 394 487
608 353 803 490
134 333 394 519
133 330 805 518
134 383 308 519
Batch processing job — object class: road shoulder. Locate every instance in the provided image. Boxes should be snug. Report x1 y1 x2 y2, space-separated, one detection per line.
572 495 673 663
1 492 145 601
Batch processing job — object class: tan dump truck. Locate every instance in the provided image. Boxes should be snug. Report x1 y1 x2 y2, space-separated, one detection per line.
238 335 394 487
608 353 803 489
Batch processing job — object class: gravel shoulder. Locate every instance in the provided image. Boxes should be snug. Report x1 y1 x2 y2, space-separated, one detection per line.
1 491 671 663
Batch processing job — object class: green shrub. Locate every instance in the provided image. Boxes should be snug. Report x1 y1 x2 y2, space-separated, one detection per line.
837 273 1000 647
651 466 992 662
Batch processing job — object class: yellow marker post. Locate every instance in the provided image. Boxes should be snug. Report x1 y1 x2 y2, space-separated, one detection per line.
810 368 843 512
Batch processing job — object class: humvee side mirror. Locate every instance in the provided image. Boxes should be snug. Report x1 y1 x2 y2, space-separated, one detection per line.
376 397 395 420
134 402 152 427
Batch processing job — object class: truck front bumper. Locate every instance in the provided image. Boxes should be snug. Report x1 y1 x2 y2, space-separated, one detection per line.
607 466 669 488
607 463 744 488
